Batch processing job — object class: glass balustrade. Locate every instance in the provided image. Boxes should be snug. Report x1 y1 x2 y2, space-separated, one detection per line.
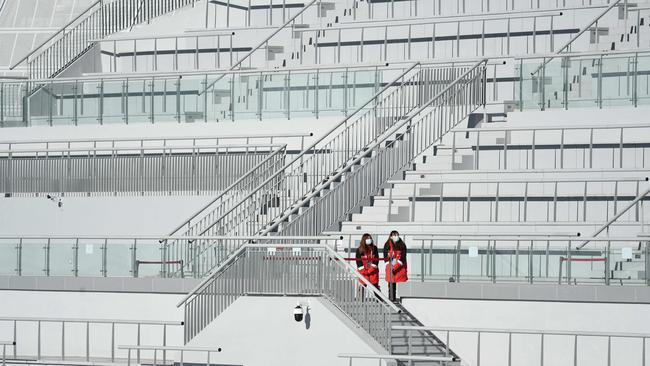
516 50 650 111
0 66 397 127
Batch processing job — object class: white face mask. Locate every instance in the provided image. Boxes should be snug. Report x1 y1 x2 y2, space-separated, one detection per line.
391 235 400 242
365 238 373 245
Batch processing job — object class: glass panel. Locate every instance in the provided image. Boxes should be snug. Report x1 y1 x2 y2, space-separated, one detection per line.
601 55 634 107
106 239 134 277
103 79 126 124
77 239 104 277
0 239 17 275
261 72 288 119
20 239 47 276
135 239 163 278
288 71 316 118
49 239 74 276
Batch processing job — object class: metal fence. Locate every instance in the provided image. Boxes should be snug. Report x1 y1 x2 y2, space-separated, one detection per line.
177 243 399 347
11 0 200 80
0 143 282 196
448 124 650 171
392 325 650 366
382 177 650 224
0 317 182 363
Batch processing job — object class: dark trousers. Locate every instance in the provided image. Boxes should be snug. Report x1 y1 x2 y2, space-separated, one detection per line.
388 282 397 302
360 283 381 301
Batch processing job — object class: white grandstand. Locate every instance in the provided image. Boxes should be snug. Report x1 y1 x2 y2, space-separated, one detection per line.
0 0 650 365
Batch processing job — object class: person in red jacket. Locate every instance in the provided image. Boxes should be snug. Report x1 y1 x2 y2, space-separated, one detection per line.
355 233 380 291
384 230 407 302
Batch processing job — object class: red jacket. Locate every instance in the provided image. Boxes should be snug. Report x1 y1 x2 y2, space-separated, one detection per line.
356 245 379 285
384 240 408 283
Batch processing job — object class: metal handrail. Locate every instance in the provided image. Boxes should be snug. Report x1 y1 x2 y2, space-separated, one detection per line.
0 133 311 147
165 145 287 236
387 177 648 185
176 243 401 313
577 186 650 249
118 345 221 351
9 0 102 69
338 354 455 362
0 235 336 241
392 325 650 339
0 143 282 155
531 0 623 75
515 47 650 60
262 60 487 234
299 10 563 31
90 31 235 42
453 123 650 133
191 62 420 237
0 317 182 325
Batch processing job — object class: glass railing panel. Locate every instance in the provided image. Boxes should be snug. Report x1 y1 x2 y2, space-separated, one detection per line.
458 242 491 281
234 73 260 120
317 71 347 116
636 53 650 105
348 69 377 111
601 54 635 107
135 239 164 278
77 239 105 277
566 55 599 108
260 72 287 119
205 75 232 122
0 239 17 275
152 78 178 123
541 57 566 110
106 239 134 277
78 80 101 125
20 239 47 276
49 239 74 276
177 77 203 124
287 71 316 118
126 79 151 124
515 59 542 110
103 79 126 124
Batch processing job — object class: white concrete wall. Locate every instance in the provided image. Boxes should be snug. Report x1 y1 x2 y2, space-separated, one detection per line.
0 195 209 236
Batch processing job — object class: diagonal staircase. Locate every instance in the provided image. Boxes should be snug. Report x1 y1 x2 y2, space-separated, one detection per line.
177 243 460 365
11 0 200 80
163 61 480 277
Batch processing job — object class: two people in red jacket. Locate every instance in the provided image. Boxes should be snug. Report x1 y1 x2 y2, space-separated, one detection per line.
355 231 408 302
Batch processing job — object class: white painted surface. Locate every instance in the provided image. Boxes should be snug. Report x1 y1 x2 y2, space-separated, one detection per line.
0 195 209 236
187 296 380 366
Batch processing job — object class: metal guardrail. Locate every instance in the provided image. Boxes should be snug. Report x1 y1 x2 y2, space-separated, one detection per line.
338 353 455 364
293 10 567 64
449 123 650 171
392 325 649 366
177 243 399 347
517 49 650 111
382 177 650 224
0 143 282 196
0 317 181 363
118 345 222 366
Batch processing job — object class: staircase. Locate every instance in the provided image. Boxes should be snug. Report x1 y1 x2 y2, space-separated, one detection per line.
12 0 200 80
163 61 485 277
177 243 460 364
